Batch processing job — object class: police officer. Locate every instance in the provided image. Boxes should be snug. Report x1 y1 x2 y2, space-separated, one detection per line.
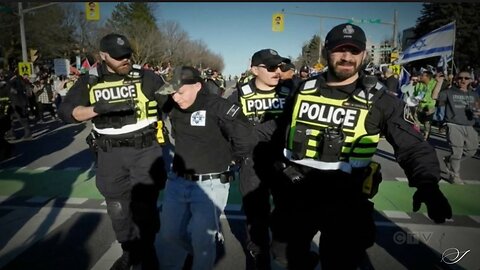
0 74 13 160
257 23 452 269
204 68 224 96
58 33 168 270
157 66 254 270
280 61 303 93
228 49 294 269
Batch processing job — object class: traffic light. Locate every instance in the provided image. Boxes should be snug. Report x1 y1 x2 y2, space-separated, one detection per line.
272 13 284 32
29 49 39 62
86 2 100 21
370 45 375 56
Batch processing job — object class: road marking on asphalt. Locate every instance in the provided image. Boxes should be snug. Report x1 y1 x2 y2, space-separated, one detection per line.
25 196 50 203
395 177 479 184
470 216 480 223
64 197 88 205
383 210 411 219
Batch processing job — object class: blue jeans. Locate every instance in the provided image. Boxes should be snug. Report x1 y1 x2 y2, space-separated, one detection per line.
159 173 230 270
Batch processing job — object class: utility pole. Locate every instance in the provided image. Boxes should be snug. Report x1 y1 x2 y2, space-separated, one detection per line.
281 10 352 63
392 9 398 49
18 2 58 62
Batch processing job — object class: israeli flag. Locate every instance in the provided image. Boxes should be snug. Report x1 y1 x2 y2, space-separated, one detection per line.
398 22 455 64
399 66 411 88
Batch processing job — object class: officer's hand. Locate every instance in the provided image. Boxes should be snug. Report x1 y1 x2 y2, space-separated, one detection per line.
412 184 452 223
93 100 134 114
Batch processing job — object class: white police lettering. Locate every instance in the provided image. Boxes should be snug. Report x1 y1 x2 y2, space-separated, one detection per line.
298 102 358 127
94 85 137 101
246 98 285 113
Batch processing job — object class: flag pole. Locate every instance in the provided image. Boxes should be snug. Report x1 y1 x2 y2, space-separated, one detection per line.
450 20 456 75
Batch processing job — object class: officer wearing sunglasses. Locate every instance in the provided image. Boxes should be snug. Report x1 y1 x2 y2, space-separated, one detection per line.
228 49 295 269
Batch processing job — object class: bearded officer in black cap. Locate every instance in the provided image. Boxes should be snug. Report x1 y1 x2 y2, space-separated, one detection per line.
257 23 452 269
59 33 169 270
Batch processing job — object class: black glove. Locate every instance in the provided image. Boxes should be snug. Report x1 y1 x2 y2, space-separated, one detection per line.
93 100 134 114
412 184 452 223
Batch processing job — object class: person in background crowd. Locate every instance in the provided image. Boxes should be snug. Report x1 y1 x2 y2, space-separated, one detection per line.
280 61 302 92
416 70 437 140
299 65 310 80
382 67 399 96
8 71 32 139
33 78 56 123
438 70 480 185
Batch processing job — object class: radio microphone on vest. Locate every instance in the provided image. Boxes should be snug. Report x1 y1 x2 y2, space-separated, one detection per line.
362 75 377 92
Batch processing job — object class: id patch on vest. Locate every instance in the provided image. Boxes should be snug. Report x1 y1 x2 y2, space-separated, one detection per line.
245 97 285 113
191 110 206 126
93 83 138 102
297 101 360 128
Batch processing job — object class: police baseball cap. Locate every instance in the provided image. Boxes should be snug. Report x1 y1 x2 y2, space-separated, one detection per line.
280 62 295 72
325 23 366 51
157 66 203 95
251 49 289 67
100 33 133 59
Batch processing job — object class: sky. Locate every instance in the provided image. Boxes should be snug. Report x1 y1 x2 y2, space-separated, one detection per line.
89 2 424 77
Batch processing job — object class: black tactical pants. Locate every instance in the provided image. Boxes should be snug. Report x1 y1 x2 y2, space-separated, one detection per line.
96 142 166 269
274 169 376 270
239 157 292 269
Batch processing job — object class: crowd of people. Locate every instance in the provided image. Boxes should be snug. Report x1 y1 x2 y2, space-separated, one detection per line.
0 22 478 270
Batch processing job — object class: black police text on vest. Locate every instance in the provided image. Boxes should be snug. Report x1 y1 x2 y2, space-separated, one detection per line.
297 102 359 128
246 97 285 113
94 85 138 101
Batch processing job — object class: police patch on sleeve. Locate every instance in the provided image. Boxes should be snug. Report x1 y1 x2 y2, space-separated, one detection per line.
226 104 240 118
190 110 206 126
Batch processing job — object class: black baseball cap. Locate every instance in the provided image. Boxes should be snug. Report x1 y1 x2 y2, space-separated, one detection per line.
300 65 309 73
325 23 366 51
280 62 295 72
158 66 203 95
100 33 133 59
251 49 289 67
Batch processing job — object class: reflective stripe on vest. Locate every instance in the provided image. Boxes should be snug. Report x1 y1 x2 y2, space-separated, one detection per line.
287 91 380 169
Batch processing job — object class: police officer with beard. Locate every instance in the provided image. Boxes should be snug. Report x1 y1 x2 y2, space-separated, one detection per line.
257 24 452 269
58 33 168 270
228 49 294 269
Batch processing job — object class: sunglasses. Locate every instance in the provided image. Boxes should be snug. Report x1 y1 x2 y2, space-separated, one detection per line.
330 46 363 55
258 65 280 72
111 53 132 61
457 76 471 80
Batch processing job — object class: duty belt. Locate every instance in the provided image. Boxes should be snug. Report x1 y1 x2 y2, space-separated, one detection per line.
176 171 234 183
96 129 156 151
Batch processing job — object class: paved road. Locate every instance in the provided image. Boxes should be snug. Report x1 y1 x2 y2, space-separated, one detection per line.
0 105 479 269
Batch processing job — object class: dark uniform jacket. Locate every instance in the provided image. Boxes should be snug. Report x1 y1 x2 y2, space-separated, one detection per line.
58 63 167 128
257 73 441 188
167 87 254 175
